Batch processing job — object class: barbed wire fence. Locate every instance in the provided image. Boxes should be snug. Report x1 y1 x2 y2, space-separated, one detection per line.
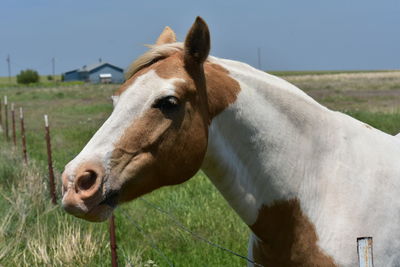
138 198 265 266
0 94 267 267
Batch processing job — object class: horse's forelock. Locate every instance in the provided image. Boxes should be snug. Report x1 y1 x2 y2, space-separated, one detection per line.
125 43 184 80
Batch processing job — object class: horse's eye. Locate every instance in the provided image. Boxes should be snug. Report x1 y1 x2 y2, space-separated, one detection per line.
153 96 180 111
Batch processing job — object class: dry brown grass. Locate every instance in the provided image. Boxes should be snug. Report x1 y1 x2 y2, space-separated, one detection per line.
283 71 400 113
285 71 400 83
0 147 109 266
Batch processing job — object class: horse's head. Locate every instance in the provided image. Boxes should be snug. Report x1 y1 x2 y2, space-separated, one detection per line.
61 17 214 222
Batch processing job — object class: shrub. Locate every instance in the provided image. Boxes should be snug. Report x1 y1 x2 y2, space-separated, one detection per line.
47 75 53 81
16 69 40 84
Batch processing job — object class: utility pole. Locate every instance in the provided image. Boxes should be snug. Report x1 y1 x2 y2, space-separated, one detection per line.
52 57 55 81
6 55 11 83
257 48 262 70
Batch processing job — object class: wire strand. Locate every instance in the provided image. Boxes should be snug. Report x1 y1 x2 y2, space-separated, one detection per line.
120 212 175 267
138 197 265 267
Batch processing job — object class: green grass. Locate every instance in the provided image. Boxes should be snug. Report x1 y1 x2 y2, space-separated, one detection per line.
0 71 400 266
344 111 400 135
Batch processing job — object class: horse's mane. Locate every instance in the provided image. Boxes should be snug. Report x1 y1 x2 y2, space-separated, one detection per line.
125 43 184 80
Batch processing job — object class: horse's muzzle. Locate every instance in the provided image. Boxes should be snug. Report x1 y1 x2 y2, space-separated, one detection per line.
61 161 113 222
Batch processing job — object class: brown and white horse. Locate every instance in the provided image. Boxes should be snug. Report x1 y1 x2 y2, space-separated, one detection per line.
62 17 400 266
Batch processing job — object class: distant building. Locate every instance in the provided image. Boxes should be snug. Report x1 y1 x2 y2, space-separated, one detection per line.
63 61 124 84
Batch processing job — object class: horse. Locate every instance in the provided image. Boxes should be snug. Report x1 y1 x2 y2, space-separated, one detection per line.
61 17 400 266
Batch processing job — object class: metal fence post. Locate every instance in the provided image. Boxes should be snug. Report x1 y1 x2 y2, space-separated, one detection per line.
357 237 374 267
0 100 2 130
44 114 57 205
109 214 118 267
4 96 9 141
20 107 28 164
11 103 16 146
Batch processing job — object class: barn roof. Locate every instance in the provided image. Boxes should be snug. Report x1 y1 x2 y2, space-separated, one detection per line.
64 62 124 75
64 69 79 75
79 62 124 73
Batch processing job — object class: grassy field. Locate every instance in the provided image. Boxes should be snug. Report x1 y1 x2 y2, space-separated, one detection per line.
269 69 396 77
0 70 400 266
0 75 83 90
0 75 62 85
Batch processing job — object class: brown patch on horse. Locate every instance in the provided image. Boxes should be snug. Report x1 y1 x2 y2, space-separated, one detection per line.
250 199 337 267
203 62 240 117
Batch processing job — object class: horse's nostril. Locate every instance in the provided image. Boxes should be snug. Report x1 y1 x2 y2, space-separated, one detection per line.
76 170 98 192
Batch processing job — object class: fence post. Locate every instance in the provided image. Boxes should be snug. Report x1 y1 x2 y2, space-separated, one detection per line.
357 237 374 267
109 214 118 267
20 107 28 164
11 103 16 146
4 96 9 141
44 114 57 205
0 100 2 130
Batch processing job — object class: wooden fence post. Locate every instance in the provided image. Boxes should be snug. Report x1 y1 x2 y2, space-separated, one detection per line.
20 107 28 164
357 237 374 267
4 96 9 141
44 115 57 205
11 103 16 146
109 214 118 267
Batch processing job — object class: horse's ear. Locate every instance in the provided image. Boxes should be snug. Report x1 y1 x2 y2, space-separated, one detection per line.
155 26 176 45
184 17 210 66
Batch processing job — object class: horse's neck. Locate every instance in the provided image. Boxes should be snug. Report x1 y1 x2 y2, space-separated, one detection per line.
202 58 334 226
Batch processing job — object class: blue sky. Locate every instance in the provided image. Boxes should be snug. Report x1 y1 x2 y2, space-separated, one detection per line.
1 0 399 76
